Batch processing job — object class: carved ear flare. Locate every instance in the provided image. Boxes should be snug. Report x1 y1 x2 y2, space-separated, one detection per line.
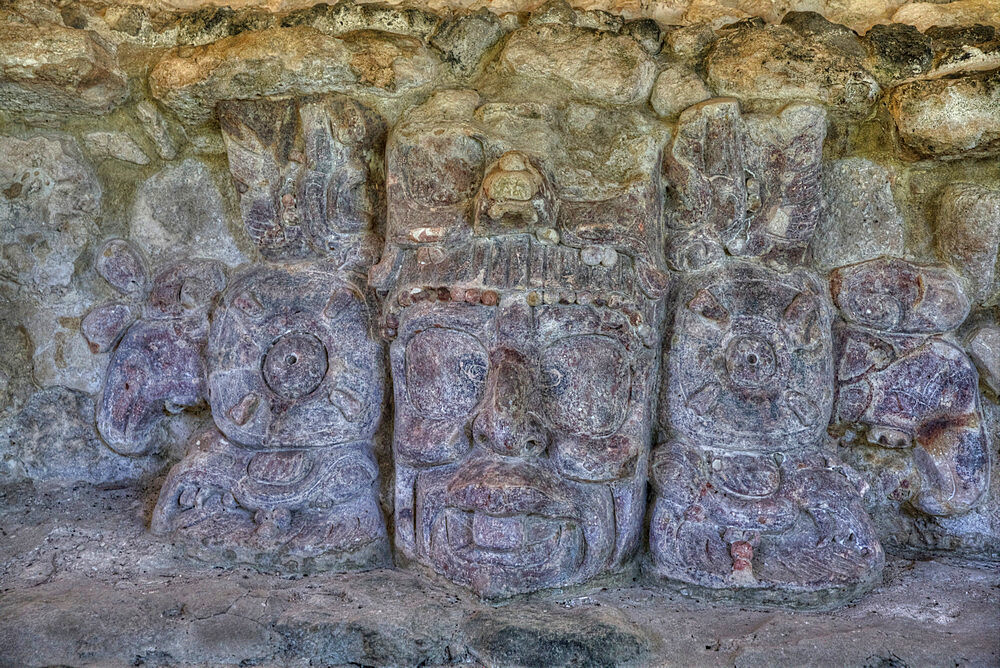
688 288 729 325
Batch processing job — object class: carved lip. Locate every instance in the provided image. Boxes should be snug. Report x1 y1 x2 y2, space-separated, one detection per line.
442 457 580 518
441 508 581 568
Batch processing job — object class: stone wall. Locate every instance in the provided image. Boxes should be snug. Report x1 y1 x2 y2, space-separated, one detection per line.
1 0 998 612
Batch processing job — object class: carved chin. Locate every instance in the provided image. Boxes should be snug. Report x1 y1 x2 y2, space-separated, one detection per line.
416 470 616 598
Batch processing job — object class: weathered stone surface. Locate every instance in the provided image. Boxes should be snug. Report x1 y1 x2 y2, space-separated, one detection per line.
2 1 1000 639
888 68 1000 158
147 92 391 572
0 135 100 293
130 159 246 266
705 17 879 115
0 387 159 484
83 130 150 165
151 261 390 572
376 74 668 599
925 24 1000 78
892 0 1000 33
830 257 971 334
2 484 997 667
935 182 1000 304
0 17 128 115
0 133 106 394
280 1 440 40
217 94 385 266
650 262 883 607
624 18 662 54
830 256 992 559
649 65 712 119
864 22 933 83
968 325 1000 395
814 158 906 271
21 288 109 394
497 24 656 105
833 332 990 516
0 313 33 421
135 100 179 160
664 98 826 270
96 258 226 455
149 26 441 123
429 8 505 77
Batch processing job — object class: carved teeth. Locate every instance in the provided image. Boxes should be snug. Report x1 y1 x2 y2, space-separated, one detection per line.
229 392 260 426
785 390 819 428
688 288 729 325
687 383 720 416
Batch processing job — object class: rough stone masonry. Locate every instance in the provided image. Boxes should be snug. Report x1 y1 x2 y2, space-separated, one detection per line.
0 0 998 665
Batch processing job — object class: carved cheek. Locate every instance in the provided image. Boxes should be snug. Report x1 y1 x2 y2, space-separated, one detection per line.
551 433 643 483
393 328 486 466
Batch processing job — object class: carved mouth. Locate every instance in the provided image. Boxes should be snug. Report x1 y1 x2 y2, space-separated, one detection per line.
440 508 582 568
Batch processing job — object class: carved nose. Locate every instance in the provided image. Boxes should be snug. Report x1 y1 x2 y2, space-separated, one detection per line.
472 347 549 458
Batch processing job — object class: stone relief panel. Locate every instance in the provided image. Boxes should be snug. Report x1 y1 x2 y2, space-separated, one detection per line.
649 99 884 607
1 1 997 613
649 262 883 606
830 258 991 521
372 61 670 597
137 94 391 572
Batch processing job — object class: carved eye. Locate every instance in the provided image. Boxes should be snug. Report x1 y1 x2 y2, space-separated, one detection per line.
541 335 630 437
405 328 488 420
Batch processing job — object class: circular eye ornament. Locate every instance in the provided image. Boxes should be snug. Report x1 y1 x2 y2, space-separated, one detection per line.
208 262 383 449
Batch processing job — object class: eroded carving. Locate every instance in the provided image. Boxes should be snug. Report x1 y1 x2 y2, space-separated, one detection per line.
664 99 826 272
145 94 391 572
374 84 669 598
649 262 883 606
830 258 990 519
90 240 225 456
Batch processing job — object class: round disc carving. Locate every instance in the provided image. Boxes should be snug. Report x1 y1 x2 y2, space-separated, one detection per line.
262 331 328 399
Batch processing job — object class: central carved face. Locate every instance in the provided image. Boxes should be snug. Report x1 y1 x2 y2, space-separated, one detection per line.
391 297 655 598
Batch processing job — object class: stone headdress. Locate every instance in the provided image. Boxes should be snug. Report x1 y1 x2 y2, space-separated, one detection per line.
369 88 671 338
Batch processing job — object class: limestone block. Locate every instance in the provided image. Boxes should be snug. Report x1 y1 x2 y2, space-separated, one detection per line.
430 8 505 77
935 183 1000 304
892 0 1000 33
149 26 441 124
888 69 1000 158
130 159 246 266
705 16 879 115
0 17 128 115
497 24 656 105
968 325 1000 395
649 65 712 119
814 158 906 271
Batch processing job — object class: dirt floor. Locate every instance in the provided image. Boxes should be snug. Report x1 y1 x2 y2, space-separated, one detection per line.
0 482 997 667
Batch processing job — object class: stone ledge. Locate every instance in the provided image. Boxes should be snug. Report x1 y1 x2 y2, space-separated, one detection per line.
0 483 996 667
